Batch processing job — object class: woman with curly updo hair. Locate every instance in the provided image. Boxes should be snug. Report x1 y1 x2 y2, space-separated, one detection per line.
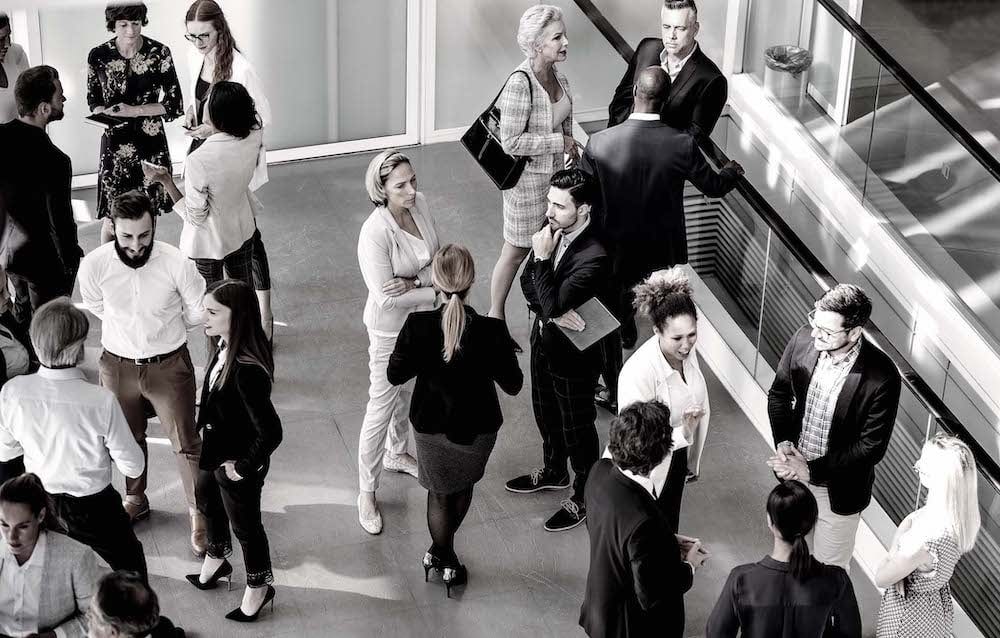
613 266 710 533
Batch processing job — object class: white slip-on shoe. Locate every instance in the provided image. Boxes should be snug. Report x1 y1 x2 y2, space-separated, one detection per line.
357 494 383 535
383 452 419 479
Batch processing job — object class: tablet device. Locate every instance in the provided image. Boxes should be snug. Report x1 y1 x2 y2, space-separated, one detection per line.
554 297 620 351
85 113 128 129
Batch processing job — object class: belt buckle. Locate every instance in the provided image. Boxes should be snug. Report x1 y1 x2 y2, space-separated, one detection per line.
134 357 149 366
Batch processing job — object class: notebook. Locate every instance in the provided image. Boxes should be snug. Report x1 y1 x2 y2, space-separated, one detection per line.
554 297 620 351
84 113 129 129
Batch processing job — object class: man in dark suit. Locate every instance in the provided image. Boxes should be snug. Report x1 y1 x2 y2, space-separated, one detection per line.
505 168 611 533
580 401 707 638
0 65 80 327
583 66 741 410
766 284 901 571
607 0 727 139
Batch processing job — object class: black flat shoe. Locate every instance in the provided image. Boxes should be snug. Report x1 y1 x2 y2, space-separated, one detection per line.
184 559 233 591
225 585 275 622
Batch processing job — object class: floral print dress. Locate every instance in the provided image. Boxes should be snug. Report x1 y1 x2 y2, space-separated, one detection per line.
87 37 183 218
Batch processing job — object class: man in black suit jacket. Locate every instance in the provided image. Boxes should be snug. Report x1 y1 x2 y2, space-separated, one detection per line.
607 0 727 139
580 401 707 638
583 66 741 409
505 169 611 533
0 65 80 325
766 284 901 571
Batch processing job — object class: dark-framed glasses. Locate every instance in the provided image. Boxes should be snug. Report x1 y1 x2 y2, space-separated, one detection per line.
184 32 213 44
807 309 849 340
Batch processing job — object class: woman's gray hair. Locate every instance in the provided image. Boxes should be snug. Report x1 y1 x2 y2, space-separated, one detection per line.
28 297 89 368
516 4 564 59
364 149 411 207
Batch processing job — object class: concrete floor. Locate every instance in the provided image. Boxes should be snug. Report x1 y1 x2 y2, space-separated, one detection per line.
72 142 879 637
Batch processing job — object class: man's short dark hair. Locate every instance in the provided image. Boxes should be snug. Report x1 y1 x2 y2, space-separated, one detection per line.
609 401 674 476
0 13 11 31
816 284 872 330
91 571 159 635
15 65 59 117
110 190 154 222
105 2 149 32
663 0 698 17
549 168 594 209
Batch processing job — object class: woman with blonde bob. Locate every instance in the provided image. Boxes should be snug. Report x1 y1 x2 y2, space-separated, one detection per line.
388 244 522 597
488 4 577 346
356 149 442 534
875 434 981 638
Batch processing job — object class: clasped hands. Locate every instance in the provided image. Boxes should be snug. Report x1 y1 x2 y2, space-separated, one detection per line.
766 442 811 483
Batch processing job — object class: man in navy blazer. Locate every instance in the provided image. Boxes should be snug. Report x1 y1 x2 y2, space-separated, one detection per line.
607 0 727 139
766 284 901 570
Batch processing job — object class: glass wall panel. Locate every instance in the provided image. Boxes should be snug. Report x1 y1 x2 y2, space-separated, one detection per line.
38 0 408 176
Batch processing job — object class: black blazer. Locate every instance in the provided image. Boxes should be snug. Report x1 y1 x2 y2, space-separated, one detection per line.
0 119 81 279
387 306 523 444
768 327 902 515
705 556 862 638
607 39 727 138
580 459 693 638
519 224 611 373
581 119 739 273
198 350 283 478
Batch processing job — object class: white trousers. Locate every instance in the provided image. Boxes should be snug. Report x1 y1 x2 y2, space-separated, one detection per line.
358 330 414 492
806 483 862 572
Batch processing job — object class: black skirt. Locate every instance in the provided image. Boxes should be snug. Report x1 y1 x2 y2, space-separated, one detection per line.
414 431 497 494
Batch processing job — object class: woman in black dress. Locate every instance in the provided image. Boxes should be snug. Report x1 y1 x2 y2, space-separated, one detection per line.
185 279 282 623
87 2 183 242
387 243 523 597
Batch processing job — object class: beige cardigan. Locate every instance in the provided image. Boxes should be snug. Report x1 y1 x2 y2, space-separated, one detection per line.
358 192 441 334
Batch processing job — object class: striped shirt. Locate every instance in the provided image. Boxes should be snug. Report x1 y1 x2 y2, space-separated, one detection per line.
798 339 862 463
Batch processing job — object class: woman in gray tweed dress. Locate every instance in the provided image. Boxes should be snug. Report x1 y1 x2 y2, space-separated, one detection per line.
488 4 578 336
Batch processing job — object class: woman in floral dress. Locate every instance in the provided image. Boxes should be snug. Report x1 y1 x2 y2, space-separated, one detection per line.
88 2 183 242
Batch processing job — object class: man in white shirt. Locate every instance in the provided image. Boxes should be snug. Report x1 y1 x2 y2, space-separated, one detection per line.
0 298 147 577
0 14 30 124
77 190 208 558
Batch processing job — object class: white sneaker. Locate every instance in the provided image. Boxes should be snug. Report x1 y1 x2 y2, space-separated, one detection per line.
357 494 383 535
383 452 419 479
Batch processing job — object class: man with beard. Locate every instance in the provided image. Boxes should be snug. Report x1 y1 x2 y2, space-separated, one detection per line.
0 65 81 329
77 191 208 558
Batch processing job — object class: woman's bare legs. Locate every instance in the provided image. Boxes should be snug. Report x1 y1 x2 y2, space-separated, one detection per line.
488 241 530 320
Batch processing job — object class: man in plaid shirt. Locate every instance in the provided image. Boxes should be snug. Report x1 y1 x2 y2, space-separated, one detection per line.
765 284 901 570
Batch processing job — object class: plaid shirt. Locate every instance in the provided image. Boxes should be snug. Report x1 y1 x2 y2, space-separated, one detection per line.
798 339 862 462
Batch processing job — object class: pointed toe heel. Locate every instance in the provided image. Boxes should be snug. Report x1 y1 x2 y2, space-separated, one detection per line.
442 564 467 599
225 585 276 622
184 559 233 591
422 551 443 582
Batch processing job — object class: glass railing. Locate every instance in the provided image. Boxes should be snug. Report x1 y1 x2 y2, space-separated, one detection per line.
741 0 1000 350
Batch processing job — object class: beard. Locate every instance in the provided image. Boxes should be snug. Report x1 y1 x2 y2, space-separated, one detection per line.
114 238 154 269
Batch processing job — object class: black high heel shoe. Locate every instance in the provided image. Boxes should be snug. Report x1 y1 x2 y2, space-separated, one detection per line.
225 585 276 622
422 550 444 581
184 559 233 591
442 562 468 599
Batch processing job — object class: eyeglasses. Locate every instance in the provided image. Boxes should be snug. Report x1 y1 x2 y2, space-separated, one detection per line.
184 32 213 44
807 309 849 340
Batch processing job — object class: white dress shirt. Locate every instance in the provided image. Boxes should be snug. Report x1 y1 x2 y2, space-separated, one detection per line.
0 367 145 497
0 531 45 638
628 112 660 122
0 43 30 124
209 342 227 389
660 42 698 83
77 241 206 359
553 215 591 267
604 449 670 499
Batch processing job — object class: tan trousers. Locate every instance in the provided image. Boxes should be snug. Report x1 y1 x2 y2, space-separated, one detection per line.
806 483 862 572
99 346 201 510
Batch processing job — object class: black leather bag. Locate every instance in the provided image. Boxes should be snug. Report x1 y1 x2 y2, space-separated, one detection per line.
461 71 533 190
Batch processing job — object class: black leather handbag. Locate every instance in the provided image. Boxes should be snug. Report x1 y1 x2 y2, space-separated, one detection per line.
461 71 533 190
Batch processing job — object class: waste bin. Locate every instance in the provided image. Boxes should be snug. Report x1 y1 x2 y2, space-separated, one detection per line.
763 45 812 106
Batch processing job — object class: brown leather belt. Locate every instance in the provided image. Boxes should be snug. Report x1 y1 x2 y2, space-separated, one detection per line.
105 345 185 367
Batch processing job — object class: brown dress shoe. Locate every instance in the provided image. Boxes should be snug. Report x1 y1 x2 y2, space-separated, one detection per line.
191 512 208 558
122 498 150 523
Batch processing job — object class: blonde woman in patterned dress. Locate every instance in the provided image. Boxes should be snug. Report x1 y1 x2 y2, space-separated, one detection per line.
875 434 981 638
488 5 577 346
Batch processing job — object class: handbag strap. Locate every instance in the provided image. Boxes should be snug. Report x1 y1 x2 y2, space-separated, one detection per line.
486 70 534 136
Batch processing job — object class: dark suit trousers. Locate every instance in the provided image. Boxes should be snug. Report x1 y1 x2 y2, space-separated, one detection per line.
197 463 274 587
530 322 600 503
50 484 148 578
599 247 647 402
659 450 688 534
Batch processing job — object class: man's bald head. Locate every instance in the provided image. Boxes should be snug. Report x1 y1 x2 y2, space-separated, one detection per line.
632 66 670 113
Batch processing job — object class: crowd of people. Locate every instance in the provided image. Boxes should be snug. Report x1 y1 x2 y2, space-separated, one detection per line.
0 0 985 636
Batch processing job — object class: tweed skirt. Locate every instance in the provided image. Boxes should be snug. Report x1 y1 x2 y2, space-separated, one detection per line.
415 431 498 494
502 169 551 248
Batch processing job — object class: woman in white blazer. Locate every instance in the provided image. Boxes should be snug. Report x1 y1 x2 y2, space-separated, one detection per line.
356 149 441 535
612 267 710 534
144 81 262 292
183 0 275 340
0 473 109 638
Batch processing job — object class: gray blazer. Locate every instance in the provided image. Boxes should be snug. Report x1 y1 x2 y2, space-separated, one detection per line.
0 531 109 637
498 59 573 175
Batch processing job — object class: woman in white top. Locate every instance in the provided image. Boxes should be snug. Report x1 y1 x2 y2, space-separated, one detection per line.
615 267 710 533
183 0 274 340
875 434 980 638
356 149 441 534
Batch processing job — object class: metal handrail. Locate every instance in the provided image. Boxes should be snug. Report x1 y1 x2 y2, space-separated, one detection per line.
571 0 1000 495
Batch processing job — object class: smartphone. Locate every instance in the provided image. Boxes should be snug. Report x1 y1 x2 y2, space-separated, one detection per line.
182 124 195 131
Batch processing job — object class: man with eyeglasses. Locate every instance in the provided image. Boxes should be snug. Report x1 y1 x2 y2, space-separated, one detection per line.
765 284 901 571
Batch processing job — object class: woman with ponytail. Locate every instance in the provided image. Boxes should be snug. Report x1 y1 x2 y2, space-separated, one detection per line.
875 434 980 638
706 480 862 637
388 244 523 597
609 266 709 533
